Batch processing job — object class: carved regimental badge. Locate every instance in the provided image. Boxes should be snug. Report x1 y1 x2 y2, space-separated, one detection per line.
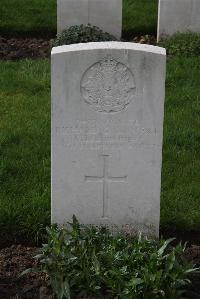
81 57 136 113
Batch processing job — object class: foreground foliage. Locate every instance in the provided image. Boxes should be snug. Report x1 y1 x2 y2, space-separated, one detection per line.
22 217 198 299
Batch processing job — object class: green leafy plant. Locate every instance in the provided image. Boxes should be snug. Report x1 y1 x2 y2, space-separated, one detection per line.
21 216 198 299
52 24 118 47
159 32 200 57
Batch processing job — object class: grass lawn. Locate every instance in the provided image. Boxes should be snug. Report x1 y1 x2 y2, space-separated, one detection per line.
0 55 199 244
0 60 51 243
161 56 200 231
123 0 158 37
0 0 158 37
0 0 56 37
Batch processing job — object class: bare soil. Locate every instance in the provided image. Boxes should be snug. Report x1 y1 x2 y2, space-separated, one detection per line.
0 245 53 299
0 35 156 60
0 36 52 60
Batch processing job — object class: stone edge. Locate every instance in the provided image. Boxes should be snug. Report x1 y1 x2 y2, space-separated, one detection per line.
51 42 166 56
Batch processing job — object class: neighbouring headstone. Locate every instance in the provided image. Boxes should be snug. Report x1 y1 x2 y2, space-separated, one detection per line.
158 0 200 41
51 42 166 237
57 0 122 39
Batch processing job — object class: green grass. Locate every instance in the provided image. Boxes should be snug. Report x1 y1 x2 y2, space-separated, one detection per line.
0 55 199 244
0 0 57 37
0 59 51 243
161 56 200 231
159 32 200 57
0 0 158 38
123 0 158 38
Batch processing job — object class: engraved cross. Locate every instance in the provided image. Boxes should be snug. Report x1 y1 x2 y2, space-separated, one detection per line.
85 155 127 218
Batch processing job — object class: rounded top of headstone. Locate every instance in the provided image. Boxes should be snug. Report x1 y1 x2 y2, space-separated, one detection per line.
51 42 166 56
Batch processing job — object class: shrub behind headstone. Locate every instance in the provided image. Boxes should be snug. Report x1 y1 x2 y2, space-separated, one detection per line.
53 25 118 47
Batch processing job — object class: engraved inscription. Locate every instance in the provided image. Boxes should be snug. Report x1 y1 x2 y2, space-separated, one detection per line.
56 119 158 150
85 155 127 218
81 57 136 113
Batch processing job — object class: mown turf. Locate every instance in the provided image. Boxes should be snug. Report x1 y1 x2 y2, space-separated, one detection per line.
0 0 158 38
0 60 51 243
123 0 158 38
0 0 57 37
161 56 200 231
0 55 199 244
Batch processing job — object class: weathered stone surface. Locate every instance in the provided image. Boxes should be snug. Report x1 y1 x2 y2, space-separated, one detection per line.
158 0 200 41
57 0 122 38
51 42 166 237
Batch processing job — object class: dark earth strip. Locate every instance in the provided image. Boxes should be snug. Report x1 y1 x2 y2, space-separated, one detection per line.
0 35 156 60
0 36 52 60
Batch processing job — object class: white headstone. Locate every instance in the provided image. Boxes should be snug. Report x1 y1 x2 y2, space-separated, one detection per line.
158 0 200 41
57 0 122 39
51 42 166 237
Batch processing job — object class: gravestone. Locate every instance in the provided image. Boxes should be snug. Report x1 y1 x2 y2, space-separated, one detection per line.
57 0 122 39
51 42 166 237
158 0 200 41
